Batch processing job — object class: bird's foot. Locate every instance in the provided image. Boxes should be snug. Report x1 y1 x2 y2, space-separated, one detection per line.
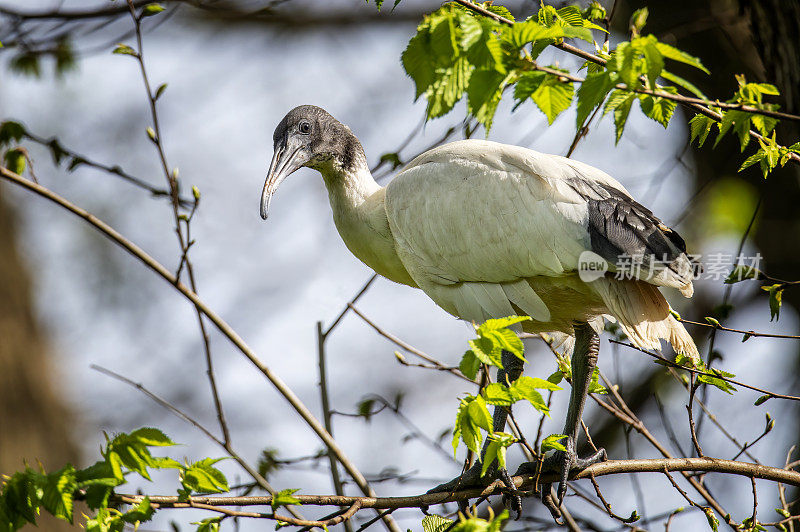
514 439 606 521
428 463 523 518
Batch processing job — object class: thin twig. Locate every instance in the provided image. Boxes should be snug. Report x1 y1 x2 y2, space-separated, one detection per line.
610 339 800 402
0 165 400 532
316 321 351 532
347 303 475 384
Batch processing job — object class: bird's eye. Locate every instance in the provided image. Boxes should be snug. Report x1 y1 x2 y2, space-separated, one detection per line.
298 121 312 134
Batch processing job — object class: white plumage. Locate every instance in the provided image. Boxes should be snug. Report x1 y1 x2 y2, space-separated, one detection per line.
336 138 698 360
262 105 700 507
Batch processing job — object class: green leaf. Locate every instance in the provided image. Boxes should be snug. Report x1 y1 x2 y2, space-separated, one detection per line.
194 517 223 532
112 44 137 56
129 427 175 447
689 114 714 147
697 369 737 395
0 121 26 146
271 488 301 512
724 265 761 284
575 70 614 129
141 3 165 16
477 316 531 334
483 329 525 362
515 375 562 391
629 8 648 35
526 72 575 124
510 378 549 413
422 515 455 532
469 337 502 367
754 395 770 406
482 383 516 406
641 38 664 87
425 56 472 119
467 69 506 131
429 13 458 62
761 284 784 321
41 465 77 523
639 93 677 128
655 42 709 74
4 148 26 176
459 350 481 380
603 89 636 143
541 434 568 452
181 458 229 495
467 395 493 431
121 497 154 526
661 70 708 99
155 83 168 100
402 32 436 99
453 397 482 456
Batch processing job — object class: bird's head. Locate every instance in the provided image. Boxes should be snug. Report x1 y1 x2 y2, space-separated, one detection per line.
261 105 366 220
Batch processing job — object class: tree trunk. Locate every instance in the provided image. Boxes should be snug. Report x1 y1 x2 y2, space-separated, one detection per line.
0 183 79 529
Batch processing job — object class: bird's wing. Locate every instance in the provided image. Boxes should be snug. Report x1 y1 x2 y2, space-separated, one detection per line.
384 140 693 323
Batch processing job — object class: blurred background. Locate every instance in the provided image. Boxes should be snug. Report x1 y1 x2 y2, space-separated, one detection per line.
1 0 799 530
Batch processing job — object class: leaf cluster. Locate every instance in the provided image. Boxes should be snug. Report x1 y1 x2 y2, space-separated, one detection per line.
0 428 232 532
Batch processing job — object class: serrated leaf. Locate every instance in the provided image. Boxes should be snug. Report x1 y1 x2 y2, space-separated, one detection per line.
467 395 493 431
422 515 454 532
181 458 229 494
271 488 301 512
641 38 663 87
483 329 525 362
42 465 77 523
655 42 709 74
689 114 714 147
541 434 568 452
459 350 481 380
724 264 761 283
482 383 516 406
467 69 506 131
638 93 676 128
530 73 575 124
129 427 175 447
575 70 614 128
661 70 708 99
510 378 549 412
603 89 635 143
425 56 472 119
402 32 436 99
515 376 562 391
194 517 223 532
469 336 502 367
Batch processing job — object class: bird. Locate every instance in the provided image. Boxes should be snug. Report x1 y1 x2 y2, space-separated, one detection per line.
260 104 699 517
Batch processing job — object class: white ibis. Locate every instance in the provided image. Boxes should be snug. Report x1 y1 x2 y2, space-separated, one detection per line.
260 105 699 515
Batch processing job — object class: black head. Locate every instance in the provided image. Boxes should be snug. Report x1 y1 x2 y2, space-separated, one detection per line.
260 105 366 219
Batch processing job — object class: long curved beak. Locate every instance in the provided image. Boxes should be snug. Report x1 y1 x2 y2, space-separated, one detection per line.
260 144 303 220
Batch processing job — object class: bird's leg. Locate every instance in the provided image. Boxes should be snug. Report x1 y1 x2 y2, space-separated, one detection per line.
428 350 523 509
515 321 606 518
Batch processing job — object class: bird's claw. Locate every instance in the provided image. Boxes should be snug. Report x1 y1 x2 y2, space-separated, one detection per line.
513 438 607 520
428 462 522 518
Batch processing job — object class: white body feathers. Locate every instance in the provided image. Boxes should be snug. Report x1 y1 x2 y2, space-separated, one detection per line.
323 139 698 361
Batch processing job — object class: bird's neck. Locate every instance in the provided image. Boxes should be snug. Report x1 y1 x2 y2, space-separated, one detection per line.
318 158 381 209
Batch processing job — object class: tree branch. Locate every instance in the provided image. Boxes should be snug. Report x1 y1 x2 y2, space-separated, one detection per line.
0 164 400 532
